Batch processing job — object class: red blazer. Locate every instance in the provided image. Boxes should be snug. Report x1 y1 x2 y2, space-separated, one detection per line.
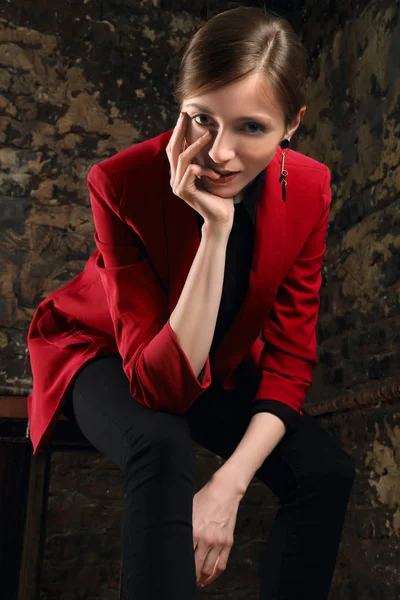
26 128 332 455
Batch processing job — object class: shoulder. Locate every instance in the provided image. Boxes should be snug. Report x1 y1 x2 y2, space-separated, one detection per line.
87 129 173 185
277 146 331 204
281 144 328 171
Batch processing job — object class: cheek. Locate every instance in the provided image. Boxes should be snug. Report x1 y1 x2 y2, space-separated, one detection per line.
183 121 197 146
183 132 196 151
248 143 276 163
243 151 270 169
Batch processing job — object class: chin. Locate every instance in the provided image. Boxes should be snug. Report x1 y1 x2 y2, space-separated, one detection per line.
210 185 239 195
206 186 241 198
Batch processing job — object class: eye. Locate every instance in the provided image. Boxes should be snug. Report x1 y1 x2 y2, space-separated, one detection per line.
192 114 212 127
191 114 266 135
244 122 266 134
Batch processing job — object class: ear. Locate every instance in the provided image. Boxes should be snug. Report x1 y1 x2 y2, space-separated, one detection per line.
286 105 307 140
298 105 307 120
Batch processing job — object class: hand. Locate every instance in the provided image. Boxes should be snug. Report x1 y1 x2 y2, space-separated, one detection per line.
192 475 243 588
166 111 235 228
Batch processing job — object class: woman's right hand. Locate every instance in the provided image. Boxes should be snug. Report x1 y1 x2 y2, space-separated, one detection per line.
166 111 235 229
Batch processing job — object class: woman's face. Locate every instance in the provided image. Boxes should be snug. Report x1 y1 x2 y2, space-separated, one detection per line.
181 73 304 202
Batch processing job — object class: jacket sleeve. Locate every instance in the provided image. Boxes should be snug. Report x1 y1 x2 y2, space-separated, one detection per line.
87 162 212 414
250 166 332 431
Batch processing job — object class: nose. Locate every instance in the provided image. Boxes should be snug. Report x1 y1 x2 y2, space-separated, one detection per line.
205 131 236 165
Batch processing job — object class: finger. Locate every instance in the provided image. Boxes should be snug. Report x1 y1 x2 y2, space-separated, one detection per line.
167 111 185 151
171 132 211 190
197 548 221 586
168 111 193 177
173 162 220 198
174 130 211 187
194 541 212 582
202 544 230 586
200 554 221 587
166 111 187 185
173 164 218 214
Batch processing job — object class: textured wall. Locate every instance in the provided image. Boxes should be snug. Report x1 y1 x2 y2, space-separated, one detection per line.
299 0 400 404
0 0 399 598
297 4 400 595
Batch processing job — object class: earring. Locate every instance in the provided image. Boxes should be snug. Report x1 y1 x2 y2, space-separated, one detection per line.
279 138 290 202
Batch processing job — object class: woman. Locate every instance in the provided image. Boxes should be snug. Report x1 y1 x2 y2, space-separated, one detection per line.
26 7 356 599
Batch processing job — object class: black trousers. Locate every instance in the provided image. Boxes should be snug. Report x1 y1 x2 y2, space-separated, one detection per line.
62 353 356 599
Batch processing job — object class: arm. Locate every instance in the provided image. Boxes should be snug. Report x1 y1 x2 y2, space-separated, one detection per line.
87 163 229 414
169 220 231 379
251 166 332 421
213 412 286 493
213 167 332 492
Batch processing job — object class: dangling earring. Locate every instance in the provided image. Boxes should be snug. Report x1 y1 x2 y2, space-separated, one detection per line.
279 138 290 202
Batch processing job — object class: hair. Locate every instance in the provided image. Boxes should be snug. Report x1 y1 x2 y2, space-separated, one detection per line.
173 6 309 134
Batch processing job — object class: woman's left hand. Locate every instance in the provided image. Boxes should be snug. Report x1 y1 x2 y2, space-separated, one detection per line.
192 475 244 588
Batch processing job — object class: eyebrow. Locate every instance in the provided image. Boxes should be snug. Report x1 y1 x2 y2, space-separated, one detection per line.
185 102 274 124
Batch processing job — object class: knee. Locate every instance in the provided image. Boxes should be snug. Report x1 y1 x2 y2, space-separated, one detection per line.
314 450 356 493
331 450 356 483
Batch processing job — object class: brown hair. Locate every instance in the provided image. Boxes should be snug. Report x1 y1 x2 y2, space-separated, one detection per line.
173 6 309 133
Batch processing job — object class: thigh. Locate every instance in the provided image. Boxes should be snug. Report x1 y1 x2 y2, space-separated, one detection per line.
185 380 254 461
185 382 297 501
255 408 356 501
62 353 194 474
185 385 355 501
261 408 356 482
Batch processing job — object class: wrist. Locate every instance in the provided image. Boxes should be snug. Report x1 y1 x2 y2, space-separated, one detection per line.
202 219 232 240
211 465 247 498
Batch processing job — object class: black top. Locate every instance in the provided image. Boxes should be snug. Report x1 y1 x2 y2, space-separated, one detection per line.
196 170 302 433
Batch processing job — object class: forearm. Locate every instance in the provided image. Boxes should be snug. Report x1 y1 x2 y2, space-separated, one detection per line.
213 412 287 494
169 221 230 378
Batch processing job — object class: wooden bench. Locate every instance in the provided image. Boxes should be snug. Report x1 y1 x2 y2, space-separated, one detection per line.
0 397 125 600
